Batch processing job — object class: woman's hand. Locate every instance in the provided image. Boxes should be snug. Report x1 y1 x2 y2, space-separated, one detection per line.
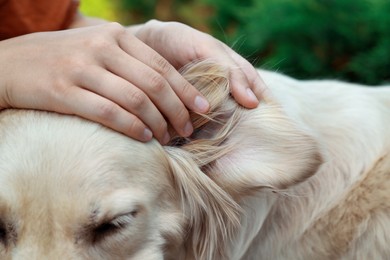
133 20 268 108
0 23 210 144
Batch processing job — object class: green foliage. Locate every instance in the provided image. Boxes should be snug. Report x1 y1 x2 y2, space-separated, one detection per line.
120 0 157 23
80 0 120 21
112 0 390 84
204 0 390 85
118 0 211 29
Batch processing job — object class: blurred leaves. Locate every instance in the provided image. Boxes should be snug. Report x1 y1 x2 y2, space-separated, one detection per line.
118 0 212 31
80 0 121 21
86 0 390 85
204 0 390 84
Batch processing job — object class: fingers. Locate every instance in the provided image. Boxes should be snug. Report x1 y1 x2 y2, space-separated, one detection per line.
61 86 154 142
76 24 210 142
137 20 266 109
228 64 261 109
74 66 170 144
116 30 210 110
102 49 192 138
223 45 269 107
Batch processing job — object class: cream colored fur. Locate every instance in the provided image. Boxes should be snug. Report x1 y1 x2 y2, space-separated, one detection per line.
0 60 389 259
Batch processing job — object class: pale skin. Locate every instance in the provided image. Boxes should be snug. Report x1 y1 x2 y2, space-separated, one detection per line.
0 13 266 144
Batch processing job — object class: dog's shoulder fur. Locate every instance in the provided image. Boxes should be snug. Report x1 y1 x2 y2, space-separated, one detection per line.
0 60 390 259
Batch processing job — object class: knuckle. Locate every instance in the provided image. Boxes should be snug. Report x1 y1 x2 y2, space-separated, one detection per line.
60 60 90 84
95 101 118 121
148 73 167 93
175 106 190 125
153 56 172 75
85 23 125 50
126 119 144 138
90 36 111 51
127 90 148 109
155 120 168 135
68 62 89 79
61 50 88 69
105 22 125 34
179 81 194 96
53 83 71 100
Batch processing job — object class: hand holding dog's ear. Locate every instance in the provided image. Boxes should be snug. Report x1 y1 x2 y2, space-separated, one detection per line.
0 23 210 144
133 20 268 108
0 20 265 145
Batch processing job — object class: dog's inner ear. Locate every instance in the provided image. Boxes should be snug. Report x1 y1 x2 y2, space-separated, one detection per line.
169 60 323 195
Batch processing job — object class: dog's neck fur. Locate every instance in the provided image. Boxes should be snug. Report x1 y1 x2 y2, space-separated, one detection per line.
232 72 390 259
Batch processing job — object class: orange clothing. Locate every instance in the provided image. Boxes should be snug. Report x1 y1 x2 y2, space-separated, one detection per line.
0 0 79 40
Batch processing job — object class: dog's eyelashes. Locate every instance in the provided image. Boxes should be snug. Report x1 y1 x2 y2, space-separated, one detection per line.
0 224 6 246
92 210 138 243
92 222 118 243
0 221 14 247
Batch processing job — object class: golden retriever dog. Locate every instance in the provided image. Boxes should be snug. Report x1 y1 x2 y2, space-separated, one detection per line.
0 60 389 260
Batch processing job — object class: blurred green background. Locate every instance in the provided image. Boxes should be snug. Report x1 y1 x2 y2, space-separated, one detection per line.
80 0 390 85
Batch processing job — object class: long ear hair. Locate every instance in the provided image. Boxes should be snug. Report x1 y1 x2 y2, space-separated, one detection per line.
163 60 243 259
168 60 241 168
171 60 322 195
164 147 240 260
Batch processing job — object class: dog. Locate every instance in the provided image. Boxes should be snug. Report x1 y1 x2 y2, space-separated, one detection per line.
0 60 389 260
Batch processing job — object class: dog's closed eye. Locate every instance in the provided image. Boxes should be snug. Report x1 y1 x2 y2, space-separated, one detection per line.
0 222 6 246
92 210 138 243
0 219 16 248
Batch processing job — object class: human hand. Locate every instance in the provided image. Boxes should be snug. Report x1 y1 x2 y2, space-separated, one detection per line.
0 23 210 144
133 20 268 108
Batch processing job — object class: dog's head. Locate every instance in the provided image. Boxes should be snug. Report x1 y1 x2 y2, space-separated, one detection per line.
0 61 322 260
0 109 239 260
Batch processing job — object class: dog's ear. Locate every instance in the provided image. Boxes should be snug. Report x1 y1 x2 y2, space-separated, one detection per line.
205 104 323 196
163 147 240 260
172 60 323 196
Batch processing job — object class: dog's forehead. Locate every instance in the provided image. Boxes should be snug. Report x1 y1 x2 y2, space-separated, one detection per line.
0 111 169 208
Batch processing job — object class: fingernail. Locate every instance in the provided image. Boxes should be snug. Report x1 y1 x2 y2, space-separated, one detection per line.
162 132 170 144
143 128 153 141
183 121 193 137
246 88 258 102
194 95 209 113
